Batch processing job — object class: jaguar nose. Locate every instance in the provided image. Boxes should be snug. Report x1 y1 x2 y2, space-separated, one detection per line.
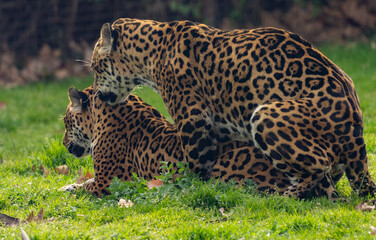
68 144 85 158
74 146 85 157
108 92 118 103
97 91 108 102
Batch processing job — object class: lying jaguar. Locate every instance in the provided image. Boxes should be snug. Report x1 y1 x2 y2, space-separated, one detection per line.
62 86 290 197
89 18 375 200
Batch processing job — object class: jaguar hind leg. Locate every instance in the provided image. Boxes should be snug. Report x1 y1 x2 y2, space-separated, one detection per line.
314 174 341 200
284 177 317 199
344 132 376 197
251 98 338 199
211 145 291 194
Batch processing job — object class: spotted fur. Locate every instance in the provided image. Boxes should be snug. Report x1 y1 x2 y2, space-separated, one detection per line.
63 86 291 196
89 18 375 200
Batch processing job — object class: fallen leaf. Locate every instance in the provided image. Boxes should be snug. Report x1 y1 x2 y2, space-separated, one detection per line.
26 211 34 222
54 165 70 175
40 165 50 176
76 170 93 184
219 207 233 217
118 199 134 208
0 101 6 110
76 177 84 184
219 207 226 216
0 209 45 227
146 179 164 190
20 227 30 240
356 201 375 211
208 217 227 224
206 207 233 224
370 226 376 235
85 171 93 180
26 208 43 223
36 208 44 222
0 213 20 226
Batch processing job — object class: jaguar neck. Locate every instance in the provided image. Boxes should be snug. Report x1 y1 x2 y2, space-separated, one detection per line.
92 93 112 135
113 18 174 91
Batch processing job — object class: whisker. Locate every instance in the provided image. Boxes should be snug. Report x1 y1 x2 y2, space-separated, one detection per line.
76 59 91 66
76 59 93 72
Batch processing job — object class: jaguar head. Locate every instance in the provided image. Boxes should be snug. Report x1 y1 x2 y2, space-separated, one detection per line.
62 87 92 158
91 22 140 105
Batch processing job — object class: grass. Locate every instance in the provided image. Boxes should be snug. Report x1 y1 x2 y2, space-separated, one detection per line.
0 41 376 239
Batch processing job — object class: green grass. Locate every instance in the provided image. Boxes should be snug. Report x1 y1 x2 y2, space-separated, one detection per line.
1 42 376 239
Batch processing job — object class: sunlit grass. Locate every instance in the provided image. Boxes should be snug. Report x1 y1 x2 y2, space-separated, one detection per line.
0 41 376 239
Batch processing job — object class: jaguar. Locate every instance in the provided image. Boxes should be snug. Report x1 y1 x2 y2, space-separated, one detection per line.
89 18 375 200
62 86 290 197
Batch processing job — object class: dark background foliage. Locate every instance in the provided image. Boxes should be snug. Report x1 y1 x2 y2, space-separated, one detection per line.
1 0 375 86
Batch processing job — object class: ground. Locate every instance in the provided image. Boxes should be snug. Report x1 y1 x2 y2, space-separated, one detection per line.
0 42 375 239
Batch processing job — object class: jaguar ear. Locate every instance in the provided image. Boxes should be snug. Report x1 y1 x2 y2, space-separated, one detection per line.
68 87 83 112
99 22 112 55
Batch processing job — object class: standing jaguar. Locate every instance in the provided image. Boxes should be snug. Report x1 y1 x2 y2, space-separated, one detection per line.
89 18 375 200
62 86 290 197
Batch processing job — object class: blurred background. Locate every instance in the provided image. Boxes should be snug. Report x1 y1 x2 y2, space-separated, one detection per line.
1 0 375 87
